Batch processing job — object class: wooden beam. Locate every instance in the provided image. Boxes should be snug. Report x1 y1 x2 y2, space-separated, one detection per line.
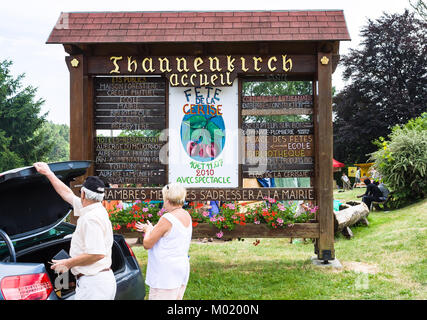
116 222 320 239
104 187 315 201
66 54 89 223
193 223 320 239
316 51 335 261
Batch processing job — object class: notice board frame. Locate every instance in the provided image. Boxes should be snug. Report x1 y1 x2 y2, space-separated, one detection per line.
64 42 336 262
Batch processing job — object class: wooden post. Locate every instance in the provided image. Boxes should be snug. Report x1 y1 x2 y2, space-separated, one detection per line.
66 54 94 224
315 51 335 261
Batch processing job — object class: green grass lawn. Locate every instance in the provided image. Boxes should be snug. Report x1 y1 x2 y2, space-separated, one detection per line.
132 192 426 300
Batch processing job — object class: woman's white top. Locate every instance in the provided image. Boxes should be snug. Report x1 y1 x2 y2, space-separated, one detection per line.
145 212 193 289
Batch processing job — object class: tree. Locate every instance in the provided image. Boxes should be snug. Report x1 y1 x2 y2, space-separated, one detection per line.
0 59 52 171
0 130 23 171
40 121 70 162
333 10 426 164
410 0 426 21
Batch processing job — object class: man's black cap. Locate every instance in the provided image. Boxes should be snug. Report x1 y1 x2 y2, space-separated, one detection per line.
83 176 105 194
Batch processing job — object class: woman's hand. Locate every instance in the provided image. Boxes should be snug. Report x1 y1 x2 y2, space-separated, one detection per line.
135 221 154 234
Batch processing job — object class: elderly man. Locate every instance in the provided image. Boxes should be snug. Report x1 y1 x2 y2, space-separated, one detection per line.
33 162 116 300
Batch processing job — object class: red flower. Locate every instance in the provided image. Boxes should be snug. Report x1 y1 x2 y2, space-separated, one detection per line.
195 203 204 209
144 199 151 203
192 221 199 227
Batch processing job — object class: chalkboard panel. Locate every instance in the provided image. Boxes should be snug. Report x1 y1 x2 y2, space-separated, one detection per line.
95 123 166 130
245 135 314 158
242 108 313 116
242 95 313 109
243 156 314 171
99 176 166 185
104 187 315 201
94 77 166 130
243 121 313 135
94 78 167 185
242 170 314 178
243 128 314 135
96 109 166 117
242 121 313 130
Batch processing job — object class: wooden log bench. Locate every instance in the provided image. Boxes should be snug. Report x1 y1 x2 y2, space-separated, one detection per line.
333 201 370 239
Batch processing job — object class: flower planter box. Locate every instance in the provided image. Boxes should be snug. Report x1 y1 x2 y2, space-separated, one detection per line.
116 222 320 239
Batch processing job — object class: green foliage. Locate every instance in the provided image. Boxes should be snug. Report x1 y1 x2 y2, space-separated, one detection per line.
370 113 427 208
242 80 314 123
333 10 426 163
0 59 51 171
243 80 312 96
0 130 23 171
39 121 70 162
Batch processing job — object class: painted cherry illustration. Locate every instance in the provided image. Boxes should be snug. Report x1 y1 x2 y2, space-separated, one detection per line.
181 113 225 161
204 142 219 158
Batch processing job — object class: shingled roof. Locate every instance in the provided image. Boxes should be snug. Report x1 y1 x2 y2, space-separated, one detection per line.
47 10 350 44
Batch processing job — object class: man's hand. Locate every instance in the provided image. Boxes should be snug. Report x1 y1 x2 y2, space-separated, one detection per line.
34 162 54 177
50 259 71 274
33 161 74 205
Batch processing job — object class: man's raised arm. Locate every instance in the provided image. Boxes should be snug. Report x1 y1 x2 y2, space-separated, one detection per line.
33 162 75 205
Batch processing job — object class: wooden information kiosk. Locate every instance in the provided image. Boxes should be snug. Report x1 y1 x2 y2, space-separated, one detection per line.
48 10 350 262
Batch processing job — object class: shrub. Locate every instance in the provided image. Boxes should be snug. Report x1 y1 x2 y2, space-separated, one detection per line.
370 113 427 208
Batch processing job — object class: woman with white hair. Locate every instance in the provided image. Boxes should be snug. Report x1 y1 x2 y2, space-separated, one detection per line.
136 183 192 300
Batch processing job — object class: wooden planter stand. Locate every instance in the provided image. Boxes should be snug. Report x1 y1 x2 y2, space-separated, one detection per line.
116 222 320 240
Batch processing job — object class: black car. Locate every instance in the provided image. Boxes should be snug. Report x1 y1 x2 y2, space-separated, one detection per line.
0 161 145 300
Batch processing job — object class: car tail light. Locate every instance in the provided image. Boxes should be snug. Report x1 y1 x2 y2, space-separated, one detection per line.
1 273 53 300
125 241 136 258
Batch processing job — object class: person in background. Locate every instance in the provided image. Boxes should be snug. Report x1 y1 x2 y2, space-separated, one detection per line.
357 178 383 209
377 182 390 201
341 172 352 190
353 167 361 188
33 162 116 300
136 183 192 300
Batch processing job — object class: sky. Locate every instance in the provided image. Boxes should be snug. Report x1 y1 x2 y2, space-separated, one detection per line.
0 0 412 125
